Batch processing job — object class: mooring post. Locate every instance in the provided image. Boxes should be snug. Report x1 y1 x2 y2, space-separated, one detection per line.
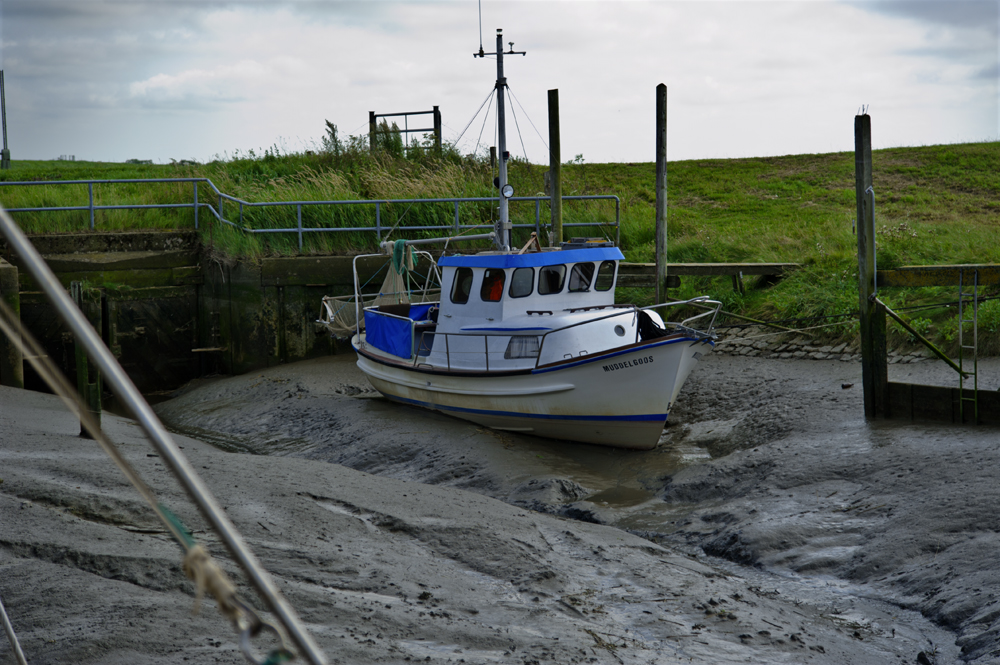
655 83 668 303
0 258 23 388
433 106 442 153
855 114 888 418
547 89 563 247
369 111 377 153
70 281 102 437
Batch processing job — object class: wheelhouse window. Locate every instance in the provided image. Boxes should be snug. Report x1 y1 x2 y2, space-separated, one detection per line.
595 261 616 291
568 262 596 292
480 268 506 302
504 335 540 359
509 267 534 298
538 265 566 295
450 267 474 304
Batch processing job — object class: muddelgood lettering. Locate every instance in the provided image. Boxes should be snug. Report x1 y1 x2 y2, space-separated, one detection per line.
602 356 654 372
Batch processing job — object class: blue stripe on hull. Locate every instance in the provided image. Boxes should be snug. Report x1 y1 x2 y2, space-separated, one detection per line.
383 394 667 422
531 335 713 374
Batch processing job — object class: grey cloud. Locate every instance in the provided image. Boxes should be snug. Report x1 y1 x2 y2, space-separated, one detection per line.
853 0 999 34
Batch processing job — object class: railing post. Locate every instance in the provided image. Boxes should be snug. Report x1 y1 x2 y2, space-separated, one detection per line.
239 202 244 228
535 198 541 236
454 201 460 233
615 196 621 247
193 181 199 230
375 201 382 241
88 182 95 229
297 204 303 251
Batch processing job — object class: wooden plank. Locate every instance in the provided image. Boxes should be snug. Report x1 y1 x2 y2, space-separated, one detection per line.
877 265 1000 287
889 381 1000 425
18 265 202 290
619 262 798 276
8 250 201 273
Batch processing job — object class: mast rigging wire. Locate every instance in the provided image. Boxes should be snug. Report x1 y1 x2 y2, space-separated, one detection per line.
454 87 496 147
505 88 530 163
507 86 548 151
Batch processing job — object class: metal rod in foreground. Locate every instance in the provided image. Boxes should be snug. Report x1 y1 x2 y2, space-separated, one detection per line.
0 592 28 665
0 206 329 665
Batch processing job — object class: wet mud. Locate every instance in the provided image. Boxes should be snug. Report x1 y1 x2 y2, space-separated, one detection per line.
3 352 996 663
152 352 1000 663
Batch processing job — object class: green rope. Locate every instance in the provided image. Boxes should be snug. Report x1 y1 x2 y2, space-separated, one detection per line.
261 649 295 665
391 239 417 275
157 502 197 550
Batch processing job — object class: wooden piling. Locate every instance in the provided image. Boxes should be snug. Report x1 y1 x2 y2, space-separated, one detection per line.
655 84 668 303
547 89 563 246
71 281 102 437
0 258 23 388
855 114 888 418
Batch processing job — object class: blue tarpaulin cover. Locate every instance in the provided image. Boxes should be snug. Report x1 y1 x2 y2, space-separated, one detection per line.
364 304 434 358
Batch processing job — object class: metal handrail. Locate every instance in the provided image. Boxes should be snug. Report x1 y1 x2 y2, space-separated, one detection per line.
361 295 720 372
0 177 620 248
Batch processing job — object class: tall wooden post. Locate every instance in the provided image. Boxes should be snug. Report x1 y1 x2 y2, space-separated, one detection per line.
855 114 888 418
432 106 442 153
655 84 668 303
1 71 9 170
368 111 377 153
71 281 102 437
548 89 563 246
0 258 23 388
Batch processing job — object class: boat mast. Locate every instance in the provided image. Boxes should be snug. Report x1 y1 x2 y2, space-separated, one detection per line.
476 28 524 252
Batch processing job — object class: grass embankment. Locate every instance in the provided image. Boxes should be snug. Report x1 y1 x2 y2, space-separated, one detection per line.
1 142 998 353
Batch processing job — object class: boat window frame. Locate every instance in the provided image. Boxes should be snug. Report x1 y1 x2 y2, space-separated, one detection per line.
508 267 534 298
450 267 474 305
479 268 506 302
538 264 567 295
595 260 616 292
568 262 596 293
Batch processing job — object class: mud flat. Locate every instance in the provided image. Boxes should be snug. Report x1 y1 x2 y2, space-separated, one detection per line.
1 352 993 664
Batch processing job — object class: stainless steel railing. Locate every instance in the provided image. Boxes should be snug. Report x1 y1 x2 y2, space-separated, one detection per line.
0 177 620 249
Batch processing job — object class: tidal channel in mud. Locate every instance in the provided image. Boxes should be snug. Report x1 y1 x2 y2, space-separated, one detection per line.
154 352 1000 663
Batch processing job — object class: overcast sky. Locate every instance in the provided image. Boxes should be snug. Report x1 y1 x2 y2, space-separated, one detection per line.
1 0 997 164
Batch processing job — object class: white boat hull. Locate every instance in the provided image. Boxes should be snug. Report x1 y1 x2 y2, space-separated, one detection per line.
353 334 712 450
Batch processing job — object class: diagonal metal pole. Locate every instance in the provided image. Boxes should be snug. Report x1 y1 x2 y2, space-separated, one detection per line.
0 206 328 665
0 592 28 665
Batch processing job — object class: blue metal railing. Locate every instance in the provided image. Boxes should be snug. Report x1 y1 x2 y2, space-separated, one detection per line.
0 177 621 249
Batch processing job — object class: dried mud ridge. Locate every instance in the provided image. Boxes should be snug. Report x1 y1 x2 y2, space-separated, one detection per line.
716 324 930 364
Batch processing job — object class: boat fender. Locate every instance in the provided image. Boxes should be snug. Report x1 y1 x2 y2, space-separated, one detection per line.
637 309 669 341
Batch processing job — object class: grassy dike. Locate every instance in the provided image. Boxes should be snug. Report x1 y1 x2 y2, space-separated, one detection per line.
1 141 998 354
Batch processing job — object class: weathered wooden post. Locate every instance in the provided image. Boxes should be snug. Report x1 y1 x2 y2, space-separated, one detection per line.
368 111 377 153
71 281 102 437
433 106 442 153
548 89 563 247
655 84 668 302
0 258 23 388
855 114 888 418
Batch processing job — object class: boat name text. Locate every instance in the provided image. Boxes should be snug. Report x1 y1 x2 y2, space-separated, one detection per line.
602 356 654 372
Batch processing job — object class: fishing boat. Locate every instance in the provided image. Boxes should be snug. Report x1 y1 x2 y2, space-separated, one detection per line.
320 29 720 449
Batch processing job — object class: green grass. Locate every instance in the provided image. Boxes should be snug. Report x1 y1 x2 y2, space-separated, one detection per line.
2 141 998 353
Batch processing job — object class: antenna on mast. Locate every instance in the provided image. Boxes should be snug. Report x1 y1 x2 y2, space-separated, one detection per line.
474 29 525 252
